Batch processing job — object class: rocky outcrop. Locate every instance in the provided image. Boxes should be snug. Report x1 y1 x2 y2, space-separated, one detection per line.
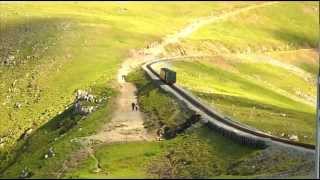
74 101 95 115
289 135 299 142
19 167 33 178
73 89 96 115
44 147 55 159
75 89 95 102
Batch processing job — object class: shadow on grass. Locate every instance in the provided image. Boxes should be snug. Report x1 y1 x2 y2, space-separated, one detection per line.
270 28 318 48
193 91 315 117
0 103 82 177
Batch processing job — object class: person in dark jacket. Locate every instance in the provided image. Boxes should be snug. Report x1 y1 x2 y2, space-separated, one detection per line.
131 102 135 111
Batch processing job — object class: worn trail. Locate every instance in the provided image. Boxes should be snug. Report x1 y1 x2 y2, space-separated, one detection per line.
58 2 280 177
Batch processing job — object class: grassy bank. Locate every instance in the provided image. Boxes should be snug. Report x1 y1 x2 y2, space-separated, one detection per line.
160 1 318 144
64 68 313 179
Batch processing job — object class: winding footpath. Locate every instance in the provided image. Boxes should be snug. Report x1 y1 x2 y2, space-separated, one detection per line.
58 2 295 177
80 1 280 146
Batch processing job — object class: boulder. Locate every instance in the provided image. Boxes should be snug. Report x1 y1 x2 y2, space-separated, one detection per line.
0 137 4 143
19 128 33 141
44 147 55 159
74 102 94 115
289 135 299 141
19 167 32 178
48 147 55 157
15 102 22 109
75 89 95 102
281 113 286 117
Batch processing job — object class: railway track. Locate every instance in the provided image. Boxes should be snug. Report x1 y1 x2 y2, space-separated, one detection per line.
142 57 315 152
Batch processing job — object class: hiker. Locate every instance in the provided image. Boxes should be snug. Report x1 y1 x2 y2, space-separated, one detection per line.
131 102 135 111
135 104 139 111
122 75 126 81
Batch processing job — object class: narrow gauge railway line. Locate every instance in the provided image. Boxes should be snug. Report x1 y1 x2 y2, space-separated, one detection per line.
142 57 315 153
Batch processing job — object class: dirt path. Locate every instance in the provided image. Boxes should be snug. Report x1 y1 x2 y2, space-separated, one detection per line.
72 0 279 153
90 2 279 145
83 81 154 144
58 2 280 177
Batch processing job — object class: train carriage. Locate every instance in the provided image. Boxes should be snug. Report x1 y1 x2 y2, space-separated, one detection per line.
160 68 176 85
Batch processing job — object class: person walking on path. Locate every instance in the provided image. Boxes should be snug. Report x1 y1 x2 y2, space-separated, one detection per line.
135 104 139 111
131 102 136 111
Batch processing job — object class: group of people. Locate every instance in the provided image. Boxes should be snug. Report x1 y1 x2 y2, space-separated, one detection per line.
131 102 139 111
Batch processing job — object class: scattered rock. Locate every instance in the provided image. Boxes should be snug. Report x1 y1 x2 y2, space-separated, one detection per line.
8 55 15 61
19 128 33 141
26 128 33 135
73 90 96 115
48 147 55 157
12 80 18 87
75 89 95 102
289 135 299 141
14 102 22 109
19 167 32 178
44 147 55 159
280 113 286 117
0 137 4 143
92 168 102 173
280 133 286 137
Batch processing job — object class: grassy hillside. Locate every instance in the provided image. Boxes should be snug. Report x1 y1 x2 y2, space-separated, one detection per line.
157 58 315 144
160 2 319 144
0 2 256 173
267 49 319 76
1 84 116 178
63 69 312 179
0 1 317 178
176 1 319 55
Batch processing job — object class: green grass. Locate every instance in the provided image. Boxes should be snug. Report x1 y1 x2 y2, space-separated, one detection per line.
126 68 193 130
60 68 312 179
161 59 316 144
159 2 318 145
0 2 255 174
185 2 319 53
65 126 311 179
65 141 163 179
267 49 319 76
0 2 317 178
0 84 116 178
